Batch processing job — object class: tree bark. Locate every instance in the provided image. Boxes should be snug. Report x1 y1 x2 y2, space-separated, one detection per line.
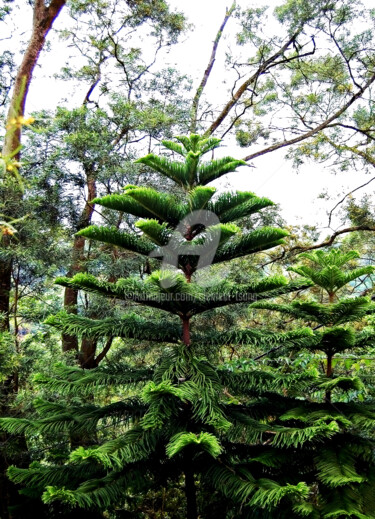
62 172 96 353
2 0 67 159
0 4 67 518
182 316 191 346
185 467 198 519
0 251 12 332
1 0 67 327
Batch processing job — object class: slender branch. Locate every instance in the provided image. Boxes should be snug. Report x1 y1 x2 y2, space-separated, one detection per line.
95 336 114 365
262 225 375 267
241 71 375 162
328 175 375 227
204 30 302 136
328 20 361 90
189 2 236 133
326 122 375 142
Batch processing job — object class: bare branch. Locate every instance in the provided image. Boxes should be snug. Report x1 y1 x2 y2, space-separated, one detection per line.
327 122 375 142
189 2 236 133
204 30 302 136
262 226 375 267
328 175 375 227
242 71 375 163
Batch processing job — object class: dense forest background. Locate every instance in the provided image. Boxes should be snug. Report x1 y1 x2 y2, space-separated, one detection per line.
1 1 375 518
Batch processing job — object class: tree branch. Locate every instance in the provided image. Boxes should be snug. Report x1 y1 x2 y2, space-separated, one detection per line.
241 71 375 163
189 2 236 133
327 175 375 227
95 336 114 365
204 30 301 137
262 225 375 267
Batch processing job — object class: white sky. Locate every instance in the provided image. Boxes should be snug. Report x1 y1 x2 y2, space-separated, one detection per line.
10 0 375 233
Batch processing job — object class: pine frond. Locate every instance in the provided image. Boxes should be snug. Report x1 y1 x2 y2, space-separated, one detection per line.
91 193 156 219
166 432 222 458
297 249 360 268
198 157 247 185
76 225 155 255
316 376 365 393
34 363 152 395
213 227 288 263
187 186 216 211
135 154 189 187
315 448 367 487
135 219 170 245
199 327 314 349
8 464 92 492
42 462 149 509
125 187 183 224
251 298 375 326
289 249 375 294
175 134 222 155
46 312 181 342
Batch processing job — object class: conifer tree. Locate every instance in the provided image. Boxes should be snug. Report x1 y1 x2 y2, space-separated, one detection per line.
245 249 375 518
0 135 314 518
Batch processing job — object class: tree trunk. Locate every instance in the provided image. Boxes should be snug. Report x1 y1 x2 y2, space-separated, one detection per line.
1 0 67 329
185 467 198 519
0 4 67 517
62 172 96 353
79 336 98 368
0 254 12 332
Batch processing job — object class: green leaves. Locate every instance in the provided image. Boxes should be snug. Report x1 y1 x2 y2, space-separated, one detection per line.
136 135 245 189
166 432 222 458
315 448 367 487
289 249 375 296
213 227 288 263
76 225 155 255
251 297 375 325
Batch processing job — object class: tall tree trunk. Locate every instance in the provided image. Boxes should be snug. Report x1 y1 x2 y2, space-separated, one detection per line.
2 0 67 159
0 4 67 517
62 172 96 354
0 251 12 332
185 467 198 519
1 0 67 327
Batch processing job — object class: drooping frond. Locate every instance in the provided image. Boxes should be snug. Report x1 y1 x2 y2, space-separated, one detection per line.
46 312 181 342
135 219 170 245
317 327 356 355
42 462 150 510
91 193 157 220
166 432 222 458
213 227 288 263
204 464 309 511
124 187 184 224
76 225 155 256
251 297 375 325
208 191 274 223
135 153 189 188
0 399 146 437
197 157 247 185
33 363 153 395
199 327 314 349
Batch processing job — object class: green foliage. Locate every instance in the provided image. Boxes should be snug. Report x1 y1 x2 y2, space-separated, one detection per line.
4 136 375 519
166 432 222 458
